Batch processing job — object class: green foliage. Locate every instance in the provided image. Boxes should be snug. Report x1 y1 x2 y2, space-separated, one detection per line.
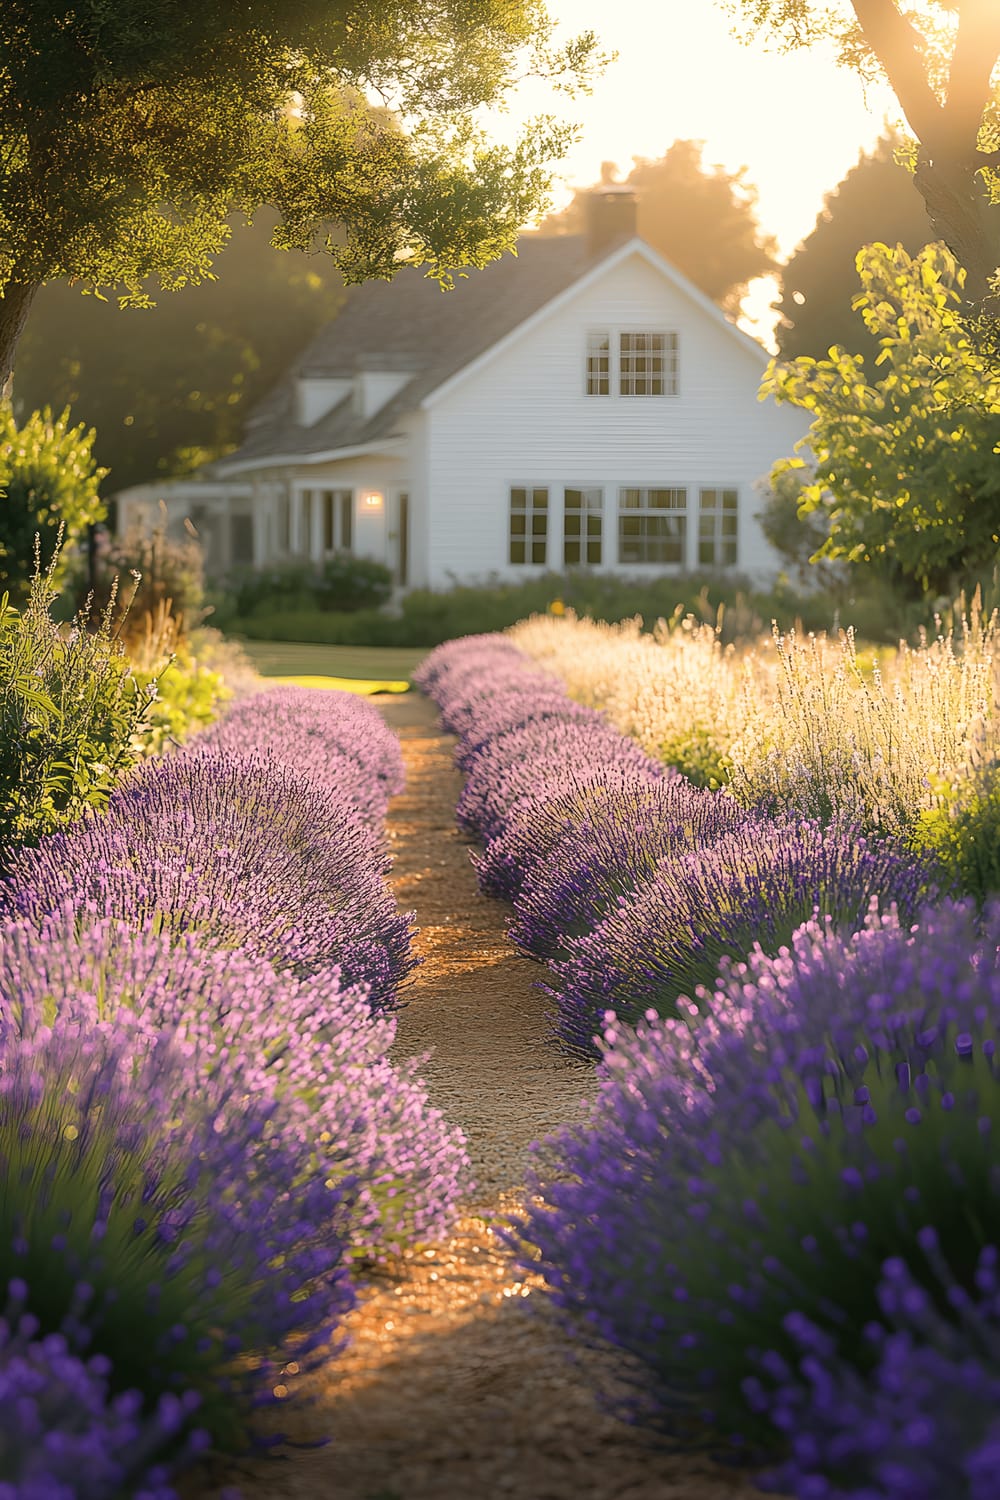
0 0 606 384
0 405 107 603
775 133 933 372
655 726 731 790
537 140 777 312
131 651 230 758
14 214 346 495
0 551 159 859
216 553 392 622
762 242 1000 595
910 763 1000 904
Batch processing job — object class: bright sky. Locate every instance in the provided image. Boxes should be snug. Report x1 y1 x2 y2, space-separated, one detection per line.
485 0 905 347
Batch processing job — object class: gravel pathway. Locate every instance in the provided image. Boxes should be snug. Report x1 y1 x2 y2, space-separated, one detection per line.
185 692 763 1500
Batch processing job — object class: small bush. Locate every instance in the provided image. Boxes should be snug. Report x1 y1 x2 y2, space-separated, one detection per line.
0 550 159 860
83 519 207 647
911 762 1000 905
0 405 107 604
516 900 1000 1459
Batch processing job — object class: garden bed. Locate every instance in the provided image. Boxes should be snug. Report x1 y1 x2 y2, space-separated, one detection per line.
184 690 758 1500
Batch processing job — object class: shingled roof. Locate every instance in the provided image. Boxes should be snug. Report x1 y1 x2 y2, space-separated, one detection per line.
215 233 593 470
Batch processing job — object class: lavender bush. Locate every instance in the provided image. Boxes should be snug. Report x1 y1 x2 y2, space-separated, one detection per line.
509 778 756 961
457 720 666 843
202 685 404 824
0 1310 208 1498
453 692 605 772
550 818 934 1052
0 749 414 1005
747 1249 1000 1500
0 1009 354 1454
0 905 470 1259
517 900 1000 1461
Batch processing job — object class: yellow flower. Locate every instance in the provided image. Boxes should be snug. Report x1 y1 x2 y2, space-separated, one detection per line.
548 599 566 616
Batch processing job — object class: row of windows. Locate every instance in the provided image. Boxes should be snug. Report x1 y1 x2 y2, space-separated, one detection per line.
510 486 738 567
586 330 679 397
276 488 353 554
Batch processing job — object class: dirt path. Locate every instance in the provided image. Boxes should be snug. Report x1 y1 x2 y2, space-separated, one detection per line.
187 693 760 1500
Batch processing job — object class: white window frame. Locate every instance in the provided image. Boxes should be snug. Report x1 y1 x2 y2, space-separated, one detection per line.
617 486 688 566
509 486 549 566
321 488 354 554
584 328 679 397
698 487 739 568
563 486 603 567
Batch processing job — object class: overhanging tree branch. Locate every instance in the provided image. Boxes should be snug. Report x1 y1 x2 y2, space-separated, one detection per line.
848 0 943 145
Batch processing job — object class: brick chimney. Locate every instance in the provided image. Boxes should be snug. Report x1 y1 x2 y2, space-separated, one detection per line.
585 185 638 257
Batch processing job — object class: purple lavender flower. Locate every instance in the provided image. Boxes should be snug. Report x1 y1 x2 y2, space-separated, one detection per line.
453 692 606 772
550 817 933 1052
509 778 757 960
201 686 404 824
0 1311 206 1498
0 1008 355 1454
749 1249 1000 1500
0 904 470 1258
411 636 528 698
0 749 414 1005
457 720 667 843
516 899 1000 1459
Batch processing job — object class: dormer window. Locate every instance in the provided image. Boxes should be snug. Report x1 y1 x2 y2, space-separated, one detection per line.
585 329 678 396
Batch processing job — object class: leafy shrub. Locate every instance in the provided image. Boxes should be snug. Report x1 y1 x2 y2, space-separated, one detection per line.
0 1008 354 1455
0 552 159 861
550 819 933 1051
313 552 393 612
0 405 107 604
1 749 415 1004
131 650 230 757
911 762 1000 905
0 906 468 1261
516 900 1000 1459
219 554 392 623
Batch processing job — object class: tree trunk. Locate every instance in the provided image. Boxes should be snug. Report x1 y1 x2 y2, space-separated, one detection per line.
913 152 1000 313
0 282 40 404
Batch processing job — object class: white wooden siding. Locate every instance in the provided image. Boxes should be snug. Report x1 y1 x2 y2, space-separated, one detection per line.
424 250 809 586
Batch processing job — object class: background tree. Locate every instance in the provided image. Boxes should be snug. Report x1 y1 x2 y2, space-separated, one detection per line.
776 133 934 369
13 214 346 498
763 242 1000 596
0 0 604 392
723 0 1000 310
537 141 778 313
0 408 107 604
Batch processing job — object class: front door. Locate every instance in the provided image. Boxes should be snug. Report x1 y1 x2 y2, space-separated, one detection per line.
388 491 410 587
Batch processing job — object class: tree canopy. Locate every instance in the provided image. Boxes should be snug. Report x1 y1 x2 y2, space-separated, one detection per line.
537 142 778 312
722 0 1000 310
776 134 934 369
14 214 346 496
762 241 1000 595
0 0 603 388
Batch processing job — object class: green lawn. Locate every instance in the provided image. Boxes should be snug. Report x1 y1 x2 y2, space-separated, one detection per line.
237 639 429 681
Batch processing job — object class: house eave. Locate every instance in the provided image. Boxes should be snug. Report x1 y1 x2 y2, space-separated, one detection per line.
213 435 408 476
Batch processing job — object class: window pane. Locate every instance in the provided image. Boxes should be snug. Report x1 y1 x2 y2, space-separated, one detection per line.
531 512 547 536
699 539 715 566
700 489 718 510
564 514 581 538
722 514 738 536
340 493 352 551
510 539 526 564
586 538 602 564
532 489 548 509
564 539 581 565
510 512 526 536
531 540 547 563
621 516 640 537
510 488 527 509
620 488 641 509
565 489 582 511
322 491 334 551
722 489 738 510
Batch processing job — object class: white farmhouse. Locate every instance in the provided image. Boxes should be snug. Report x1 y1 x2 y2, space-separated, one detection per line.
115 190 809 589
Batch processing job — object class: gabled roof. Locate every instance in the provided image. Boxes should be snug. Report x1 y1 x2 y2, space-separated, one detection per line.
215 235 592 472
213 232 769 474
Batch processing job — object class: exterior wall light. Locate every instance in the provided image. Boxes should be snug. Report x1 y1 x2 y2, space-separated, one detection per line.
364 491 384 508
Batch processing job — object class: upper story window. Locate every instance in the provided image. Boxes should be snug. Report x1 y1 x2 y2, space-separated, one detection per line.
509 486 548 565
585 332 610 395
585 329 678 396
